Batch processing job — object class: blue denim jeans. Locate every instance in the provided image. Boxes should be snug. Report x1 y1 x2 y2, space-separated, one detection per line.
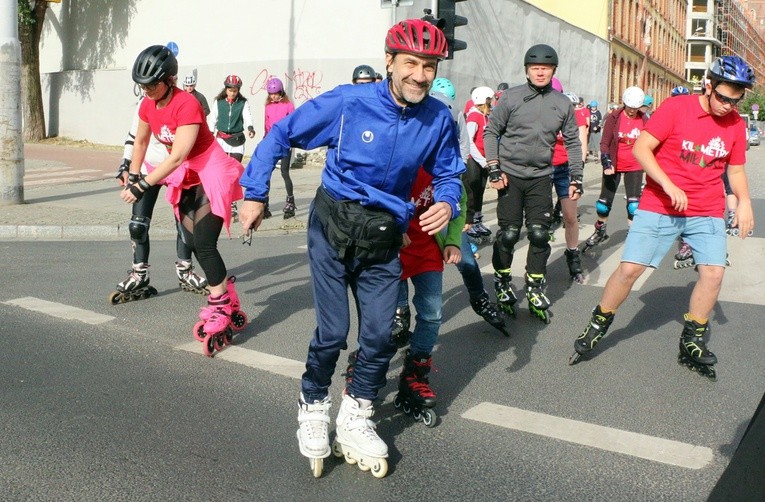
397 270 443 355
456 232 486 298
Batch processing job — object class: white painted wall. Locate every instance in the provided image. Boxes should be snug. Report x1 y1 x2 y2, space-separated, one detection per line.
37 0 608 148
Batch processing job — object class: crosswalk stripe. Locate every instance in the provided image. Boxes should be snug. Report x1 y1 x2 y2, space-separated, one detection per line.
175 342 306 379
3 296 115 325
24 169 103 179
462 402 714 469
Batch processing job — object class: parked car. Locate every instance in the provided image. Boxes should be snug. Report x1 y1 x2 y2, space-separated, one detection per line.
749 125 760 146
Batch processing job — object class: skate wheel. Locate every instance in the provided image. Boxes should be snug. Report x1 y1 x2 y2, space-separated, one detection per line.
413 410 422 421
310 457 323 478
231 311 248 331
343 452 357 465
108 291 122 305
146 286 158 298
223 330 233 346
331 441 343 458
357 458 371 472
202 334 216 357
213 335 225 351
393 395 402 409
569 352 582 365
402 402 411 415
192 321 206 342
422 408 437 428
370 458 388 479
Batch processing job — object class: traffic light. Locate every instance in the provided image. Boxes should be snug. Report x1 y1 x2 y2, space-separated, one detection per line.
421 9 446 31
438 0 468 59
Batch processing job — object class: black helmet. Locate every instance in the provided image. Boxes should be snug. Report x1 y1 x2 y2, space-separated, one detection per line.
132 45 178 85
523 44 558 66
496 82 509 91
352 64 376 82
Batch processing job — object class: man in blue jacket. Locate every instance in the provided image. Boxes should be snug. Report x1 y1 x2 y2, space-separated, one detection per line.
238 19 464 478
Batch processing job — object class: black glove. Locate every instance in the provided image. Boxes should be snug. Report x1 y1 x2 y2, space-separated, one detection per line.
128 178 152 201
600 153 613 171
487 162 503 183
128 173 142 184
570 175 583 195
115 158 131 179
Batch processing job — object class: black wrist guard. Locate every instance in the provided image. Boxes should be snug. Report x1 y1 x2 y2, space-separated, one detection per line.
488 162 502 183
115 158 131 179
247 126 255 134
600 153 613 171
570 176 583 195
128 173 142 184
128 179 152 200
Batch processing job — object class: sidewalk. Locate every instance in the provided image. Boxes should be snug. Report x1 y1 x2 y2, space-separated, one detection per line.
0 143 324 241
0 142 605 241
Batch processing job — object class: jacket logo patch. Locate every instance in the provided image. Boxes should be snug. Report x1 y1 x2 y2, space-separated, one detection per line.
361 131 374 143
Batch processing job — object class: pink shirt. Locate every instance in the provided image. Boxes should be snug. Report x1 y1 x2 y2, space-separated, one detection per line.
639 94 746 217
264 100 295 135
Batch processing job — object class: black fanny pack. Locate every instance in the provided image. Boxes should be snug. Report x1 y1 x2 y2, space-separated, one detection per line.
314 187 402 265
217 131 246 147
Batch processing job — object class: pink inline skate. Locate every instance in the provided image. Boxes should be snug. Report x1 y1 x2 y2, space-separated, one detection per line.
192 276 248 356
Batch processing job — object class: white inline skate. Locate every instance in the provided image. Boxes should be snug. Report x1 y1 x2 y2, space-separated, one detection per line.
331 393 388 478
297 393 332 478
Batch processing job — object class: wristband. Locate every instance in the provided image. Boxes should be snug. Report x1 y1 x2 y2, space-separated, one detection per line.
115 158 131 179
128 173 141 184
487 162 502 183
570 176 583 195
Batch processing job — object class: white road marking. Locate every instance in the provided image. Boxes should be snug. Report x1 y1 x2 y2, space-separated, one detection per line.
175 342 305 379
3 297 114 325
462 402 713 469
24 169 102 179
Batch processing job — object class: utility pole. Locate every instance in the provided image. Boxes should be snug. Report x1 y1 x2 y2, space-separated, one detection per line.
0 0 24 205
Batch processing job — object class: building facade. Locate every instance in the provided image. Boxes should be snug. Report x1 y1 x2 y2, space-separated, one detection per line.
608 0 688 107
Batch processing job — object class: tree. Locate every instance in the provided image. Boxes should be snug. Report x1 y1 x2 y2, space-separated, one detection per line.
18 0 50 141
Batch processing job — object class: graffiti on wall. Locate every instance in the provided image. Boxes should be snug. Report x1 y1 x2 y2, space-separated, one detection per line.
248 68 324 102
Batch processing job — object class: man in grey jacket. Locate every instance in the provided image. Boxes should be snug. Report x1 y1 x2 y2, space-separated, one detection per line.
483 43 583 324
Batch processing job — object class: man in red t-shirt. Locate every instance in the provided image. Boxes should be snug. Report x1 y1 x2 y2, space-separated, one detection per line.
570 56 755 381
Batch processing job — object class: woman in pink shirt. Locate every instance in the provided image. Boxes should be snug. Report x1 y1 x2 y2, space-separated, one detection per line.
264 78 297 218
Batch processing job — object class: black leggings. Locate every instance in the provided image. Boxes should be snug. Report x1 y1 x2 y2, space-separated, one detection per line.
277 149 294 198
131 185 192 264
597 170 644 219
464 157 488 218
176 184 227 287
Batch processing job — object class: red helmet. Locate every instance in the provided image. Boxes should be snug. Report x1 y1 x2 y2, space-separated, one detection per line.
385 19 448 60
224 75 242 88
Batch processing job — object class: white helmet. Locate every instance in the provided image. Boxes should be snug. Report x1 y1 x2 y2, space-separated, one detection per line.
471 86 494 106
183 75 196 86
562 92 578 105
622 86 645 108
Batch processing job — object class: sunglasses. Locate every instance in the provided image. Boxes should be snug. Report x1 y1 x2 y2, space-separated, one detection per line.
139 82 161 91
713 88 743 106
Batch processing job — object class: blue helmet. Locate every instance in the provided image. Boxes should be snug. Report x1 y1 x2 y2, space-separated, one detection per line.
671 86 690 96
589 100 598 107
431 77 456 102
708 55 755 89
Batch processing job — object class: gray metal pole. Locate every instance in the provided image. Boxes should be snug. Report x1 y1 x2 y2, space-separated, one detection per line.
0 0 24 205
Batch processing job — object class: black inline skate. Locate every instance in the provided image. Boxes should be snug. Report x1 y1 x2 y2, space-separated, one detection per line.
493 270 518 318
394 350 437 427
390 305 412 348
109 263 158 304
467 213 492 245
549 200 563 241
470 292 509 336
581 220 609 254
677 314 717 380
230 201 239 223
525 273 551 324
565 248 585 284
176 260 209 294
673 240 695 270
726 210 753 237
569 305 615 364
283 195 296 219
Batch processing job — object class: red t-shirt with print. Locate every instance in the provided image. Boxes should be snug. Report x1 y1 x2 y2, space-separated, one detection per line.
399 169 443 280
466 108 488 158
615 114 644 172
639 94 746 217
139 87 214 160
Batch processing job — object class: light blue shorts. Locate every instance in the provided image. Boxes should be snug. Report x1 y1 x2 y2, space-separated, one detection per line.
621 210 727 268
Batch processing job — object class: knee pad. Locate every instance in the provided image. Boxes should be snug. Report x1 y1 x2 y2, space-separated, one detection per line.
496 225 521 254
595 198 611 218
626 197 640 219
527 224 550 247
128 215 151 243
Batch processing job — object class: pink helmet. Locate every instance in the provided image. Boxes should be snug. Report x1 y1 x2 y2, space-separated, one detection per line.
224 75 242 88
551 77 563 92
385 19 448 60
266 77 284 94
